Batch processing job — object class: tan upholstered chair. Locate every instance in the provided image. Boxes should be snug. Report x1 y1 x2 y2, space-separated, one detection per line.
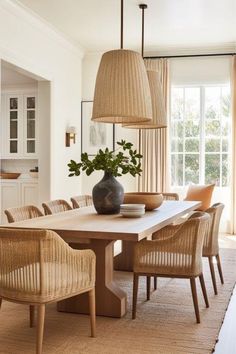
133 213 210 323
162 192 179 201
71 195 93 209
5 205 43 223
42 199 72 215
0 228 96 354
189 203 224 295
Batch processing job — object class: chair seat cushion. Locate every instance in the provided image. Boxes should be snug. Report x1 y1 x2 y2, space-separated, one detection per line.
185 184 215 211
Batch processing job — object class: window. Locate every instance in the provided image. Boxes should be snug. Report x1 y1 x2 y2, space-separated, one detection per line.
170 85 231 187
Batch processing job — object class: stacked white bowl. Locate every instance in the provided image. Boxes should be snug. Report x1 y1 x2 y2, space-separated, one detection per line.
120 204 145 218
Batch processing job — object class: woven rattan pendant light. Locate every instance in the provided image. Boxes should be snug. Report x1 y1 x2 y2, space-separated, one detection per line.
91 0 152 124
123 4 167 129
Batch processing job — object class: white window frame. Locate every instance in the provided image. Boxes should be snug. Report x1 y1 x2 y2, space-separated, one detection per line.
170 84 231 188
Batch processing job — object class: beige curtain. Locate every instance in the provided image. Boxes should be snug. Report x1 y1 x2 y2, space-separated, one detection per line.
230 56 236 234
138 58 170 192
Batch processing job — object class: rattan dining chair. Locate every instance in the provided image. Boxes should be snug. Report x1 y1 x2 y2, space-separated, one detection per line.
189 203 224 295
42 199 72 215
152 192 179 290
0 228 96 354
133 213 210 323
5 205 43 223
162 192 179 201
71 195 93 209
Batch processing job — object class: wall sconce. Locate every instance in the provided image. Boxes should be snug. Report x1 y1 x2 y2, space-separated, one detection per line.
65 126 77 147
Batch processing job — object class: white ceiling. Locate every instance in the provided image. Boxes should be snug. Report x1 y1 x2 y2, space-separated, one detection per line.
18 0 236 53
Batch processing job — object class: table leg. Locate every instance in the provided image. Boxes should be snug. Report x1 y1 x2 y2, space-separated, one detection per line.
114 235 151 271
57 239 127 318
114 241 134 271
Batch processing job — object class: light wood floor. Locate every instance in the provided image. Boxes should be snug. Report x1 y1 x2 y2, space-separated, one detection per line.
215 234 236 354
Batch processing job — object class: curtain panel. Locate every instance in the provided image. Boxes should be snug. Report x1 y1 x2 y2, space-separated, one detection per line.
230 56 236 234
138 58 170 192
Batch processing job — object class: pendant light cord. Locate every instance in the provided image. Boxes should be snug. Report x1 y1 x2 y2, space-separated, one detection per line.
138 4 148 154
121 0 124 49
139 4 147 58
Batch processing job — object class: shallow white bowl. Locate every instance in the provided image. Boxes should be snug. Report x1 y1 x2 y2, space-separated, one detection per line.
120 204 145 210
120 209 145 218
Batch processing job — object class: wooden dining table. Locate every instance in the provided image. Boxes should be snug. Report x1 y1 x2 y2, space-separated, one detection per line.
1 200 201 318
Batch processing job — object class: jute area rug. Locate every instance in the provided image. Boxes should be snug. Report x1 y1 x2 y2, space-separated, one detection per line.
0 248 236 354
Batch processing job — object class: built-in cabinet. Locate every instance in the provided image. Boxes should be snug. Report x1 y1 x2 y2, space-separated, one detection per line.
0 179 39 223
1 92 38 158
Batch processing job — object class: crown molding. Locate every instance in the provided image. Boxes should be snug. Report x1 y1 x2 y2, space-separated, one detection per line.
1 0 85 58
84 43 236 59
144 43 236 57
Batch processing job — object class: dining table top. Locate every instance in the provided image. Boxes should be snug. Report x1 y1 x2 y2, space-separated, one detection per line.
1 200 201 242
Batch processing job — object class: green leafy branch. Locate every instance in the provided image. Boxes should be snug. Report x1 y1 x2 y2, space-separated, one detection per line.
68 140 142 178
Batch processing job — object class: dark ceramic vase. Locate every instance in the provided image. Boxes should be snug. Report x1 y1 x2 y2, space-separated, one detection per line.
92 172 124 214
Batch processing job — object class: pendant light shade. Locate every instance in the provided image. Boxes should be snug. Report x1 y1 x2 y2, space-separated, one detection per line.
123 3 167 130
123 70 166 129
92 49 152 124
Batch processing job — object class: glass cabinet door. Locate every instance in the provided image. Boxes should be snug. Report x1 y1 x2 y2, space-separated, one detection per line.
9 97 19 154
25 96 36 154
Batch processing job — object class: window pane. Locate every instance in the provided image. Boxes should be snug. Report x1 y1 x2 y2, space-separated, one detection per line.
27 140 35 153
185 87 200 120
171 138 183 152
171 121 183 138
222 86 230 118
10 98 17 110
185 154 199 184
171 154 183 186
205 138 220 152
205 120 220 137
171 88 183 120
27 110 35 120
205 154 220 186
27 97 35 109
185 138 199 152
222 139 229 152
185 120 200 137
10 121 17 139
222 120 230 136
27 120 35 139
10 111 17 120
205 87 220 119
10 140 17 153
222 154 230 187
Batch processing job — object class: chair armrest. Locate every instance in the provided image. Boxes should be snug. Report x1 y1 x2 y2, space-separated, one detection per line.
72 249 96 282
152 223 183 240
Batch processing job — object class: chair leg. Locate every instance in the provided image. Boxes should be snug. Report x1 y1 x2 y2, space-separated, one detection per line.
216 254 224 284
89 288 96 338
199 274 209 308
36 304 45 354
146 276 151 301
208 256 218 295
154 276 157 291
30 305 35 328
132 273 139 319
190 278 200 323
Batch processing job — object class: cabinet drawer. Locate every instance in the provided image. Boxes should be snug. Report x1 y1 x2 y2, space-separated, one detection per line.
1 182 20 223
20 182 39 206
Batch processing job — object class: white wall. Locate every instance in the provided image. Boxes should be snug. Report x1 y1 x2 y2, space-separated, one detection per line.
82 52 138 194
0 1 84 201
